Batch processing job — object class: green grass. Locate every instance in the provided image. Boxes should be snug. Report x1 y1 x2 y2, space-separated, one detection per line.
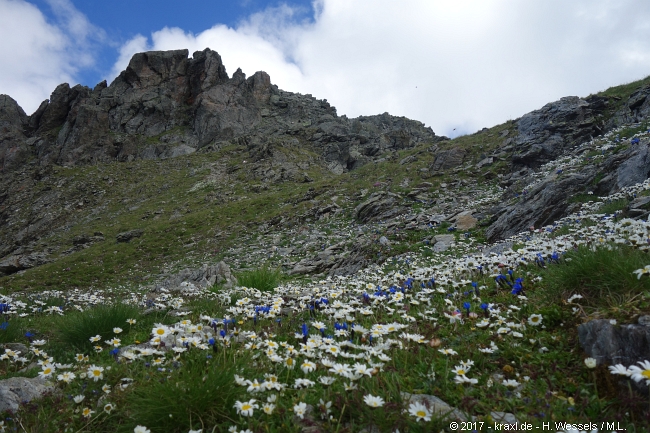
569 193 596 204
541 245 650 313
236 266 282 292
55 303 141 351
119 350 246 433
0 319 24 344
598 198 629 215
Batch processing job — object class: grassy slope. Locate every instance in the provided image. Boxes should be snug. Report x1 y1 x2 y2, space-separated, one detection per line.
2 75 650 295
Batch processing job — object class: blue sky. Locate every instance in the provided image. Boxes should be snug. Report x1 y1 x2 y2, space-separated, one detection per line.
3 0 650 137
26 0 315 89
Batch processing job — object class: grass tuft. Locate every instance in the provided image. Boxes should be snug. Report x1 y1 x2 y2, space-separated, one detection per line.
542 245 650 310
120 351 244 433
598 198 629 215
56 303 140 350
236 266 282 292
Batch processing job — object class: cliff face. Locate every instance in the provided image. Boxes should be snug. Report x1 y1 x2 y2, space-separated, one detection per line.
0 48 444 174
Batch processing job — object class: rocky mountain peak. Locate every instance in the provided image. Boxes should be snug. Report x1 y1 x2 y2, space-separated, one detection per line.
0 48 442 173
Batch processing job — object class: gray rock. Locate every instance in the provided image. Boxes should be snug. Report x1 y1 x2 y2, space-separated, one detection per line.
0 376 55 413
3 343 29 356
434 234 455 244
428 214 446 224
513 95 607 169
354 192 405 223
400 155 417 165
630 196 650 210
433 242 450 252
476 156 494 168
378 236 390 246
0 252 50 276
578 318 650 393
578 319 650 367
615 145 650 190
116 229 144 243
486 172 594 241
490 411 519 424
401 392 470 421
158 261 237 290
431 147 466 172
481 241 514 255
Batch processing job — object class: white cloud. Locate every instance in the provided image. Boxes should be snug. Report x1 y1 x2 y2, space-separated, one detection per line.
6 0 650 135
0 0 102 115
107 34 149 83
109 0 650 137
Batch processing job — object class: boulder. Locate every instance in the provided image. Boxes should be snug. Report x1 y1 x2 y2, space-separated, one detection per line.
430 147 466 172
116 229 144 243
486 172 594 241
158 261 238 290
0 376 55 413
0 253 50 276
578 318 650 393
455 212 478 230
578 319 650 366
401 392 470 421
354 192 404 223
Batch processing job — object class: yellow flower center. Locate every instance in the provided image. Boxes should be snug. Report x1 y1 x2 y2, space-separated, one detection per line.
417 410 426 417
642 370 650 379
156 329 165 335
93 370 101 376
458 369 465 375
242 404 251 411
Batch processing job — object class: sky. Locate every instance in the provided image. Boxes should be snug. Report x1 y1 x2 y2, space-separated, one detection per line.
2 0 650 138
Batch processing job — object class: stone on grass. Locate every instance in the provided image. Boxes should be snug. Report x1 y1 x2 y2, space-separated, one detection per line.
0 376 55 413
115 229 144 243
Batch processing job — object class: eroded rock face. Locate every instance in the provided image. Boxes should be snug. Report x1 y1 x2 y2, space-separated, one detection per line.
0 48 445 174
0 95 29 171
354 192 405 223
513 96 608 169
486 172 594 241
0 252 50 276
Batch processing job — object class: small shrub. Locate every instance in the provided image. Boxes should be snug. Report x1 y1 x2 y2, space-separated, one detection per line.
236 266 282 292
56 303 140 350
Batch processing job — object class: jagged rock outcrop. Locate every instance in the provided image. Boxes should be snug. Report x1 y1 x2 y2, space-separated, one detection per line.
0 252 50 276
512 95 608 169
488 140 650 241
486 172 595 241
0 48 445 174
0 95 30 171
608 84 650 127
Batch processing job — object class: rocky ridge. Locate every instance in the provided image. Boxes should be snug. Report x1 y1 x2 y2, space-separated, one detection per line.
1 49 650 288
